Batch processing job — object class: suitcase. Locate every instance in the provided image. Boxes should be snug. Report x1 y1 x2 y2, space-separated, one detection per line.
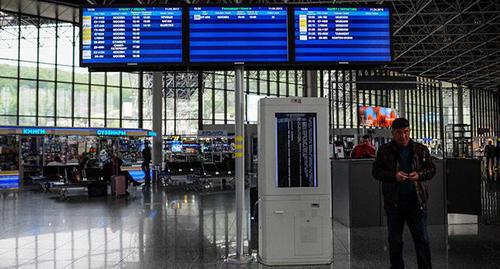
111 175 126 197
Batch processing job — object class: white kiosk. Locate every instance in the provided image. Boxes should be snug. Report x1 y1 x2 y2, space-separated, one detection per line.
258 97 332 265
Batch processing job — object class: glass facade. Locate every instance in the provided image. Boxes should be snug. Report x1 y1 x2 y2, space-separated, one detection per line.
0 10 498 140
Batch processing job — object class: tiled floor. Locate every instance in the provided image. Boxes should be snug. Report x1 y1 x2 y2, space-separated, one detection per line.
1 187 500 269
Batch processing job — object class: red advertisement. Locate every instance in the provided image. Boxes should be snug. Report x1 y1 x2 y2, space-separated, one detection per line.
358 106 398 128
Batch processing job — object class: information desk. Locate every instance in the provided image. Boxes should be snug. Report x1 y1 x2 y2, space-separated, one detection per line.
332 158 446 227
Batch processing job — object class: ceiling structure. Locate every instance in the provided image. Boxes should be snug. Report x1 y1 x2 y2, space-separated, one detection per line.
1 0 499 91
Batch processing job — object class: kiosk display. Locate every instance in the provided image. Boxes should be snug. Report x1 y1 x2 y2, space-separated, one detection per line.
294 7 391 63
258 98 332 265
81 7 183 66
276 113 317 188
189 6 288 63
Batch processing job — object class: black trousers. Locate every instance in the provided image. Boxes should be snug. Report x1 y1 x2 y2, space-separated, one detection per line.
386 200 432 269
142 162 151 184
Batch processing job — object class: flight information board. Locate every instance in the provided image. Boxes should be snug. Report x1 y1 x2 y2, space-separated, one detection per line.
81 7 183 66
294 7 391 63
189 7 288 63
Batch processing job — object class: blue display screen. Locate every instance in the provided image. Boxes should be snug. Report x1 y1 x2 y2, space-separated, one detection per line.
0 174 19 190
294 7 391 63
189 7 288 63
81 7 183 65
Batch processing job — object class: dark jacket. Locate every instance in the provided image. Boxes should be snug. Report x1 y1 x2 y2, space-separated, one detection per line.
372 140 436 209
142 147 152 163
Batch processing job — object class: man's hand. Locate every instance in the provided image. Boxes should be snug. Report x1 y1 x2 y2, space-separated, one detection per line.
407 171 419 182
395 171 408 182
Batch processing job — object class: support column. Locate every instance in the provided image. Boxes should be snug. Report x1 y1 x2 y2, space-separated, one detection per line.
398 89 406 118
152 72 163 172
303 70 318 97
197 71 204 131
226 65 252 264
457 84 464 124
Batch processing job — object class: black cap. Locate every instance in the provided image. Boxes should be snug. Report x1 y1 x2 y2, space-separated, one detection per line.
392 118 410 130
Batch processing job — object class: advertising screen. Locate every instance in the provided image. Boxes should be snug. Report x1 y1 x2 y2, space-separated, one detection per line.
189 6 288 63
358 106 397 128
81 7 183 66
294 7 391 63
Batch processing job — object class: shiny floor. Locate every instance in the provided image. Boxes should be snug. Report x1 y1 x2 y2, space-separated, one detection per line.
1 188 500 269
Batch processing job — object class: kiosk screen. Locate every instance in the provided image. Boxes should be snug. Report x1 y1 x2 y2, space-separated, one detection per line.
275 113 317 188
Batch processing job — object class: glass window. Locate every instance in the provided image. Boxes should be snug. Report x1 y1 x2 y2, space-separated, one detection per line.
39 81 55 117
122 88 138 122
90 85 105 119
165 95 175 120
0 116 16 125
19 79 37 117
176 120 197 135
74 118 89 127
75 69 88 84
143 88 152 121
74 84 89 119
19 116 36 126
0 14 19 61
202 87 213 122
39 21 56 64
91 72 105 86
20 19 38 79
248 78 258 93
123 120 137 128
122 72 139 88
39 63 55 81
0 77 17 116
107 86 120 120
214 90 224 121
259 71 267 94
107 72 120 86
227 90 235 122
57 82 72 119
57 65 73 82
56 23 73 67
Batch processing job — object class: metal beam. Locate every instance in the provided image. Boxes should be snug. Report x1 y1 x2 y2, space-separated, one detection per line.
402 14 500 71
434 50 500 79
462 69 500 84
419 35 500 75
393 0 433 35
394 0 481 61
450 60 500 81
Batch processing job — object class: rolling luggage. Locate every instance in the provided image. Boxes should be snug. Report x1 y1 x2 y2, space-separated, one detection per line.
111 175 126 197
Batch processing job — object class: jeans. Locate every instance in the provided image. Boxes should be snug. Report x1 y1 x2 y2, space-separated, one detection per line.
386 200 432 269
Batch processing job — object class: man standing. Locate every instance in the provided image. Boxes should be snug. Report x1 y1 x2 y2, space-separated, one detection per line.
484 140 495 174
350 134 376 158
495 139 500 171
372 118 436 269
142 141 152 185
